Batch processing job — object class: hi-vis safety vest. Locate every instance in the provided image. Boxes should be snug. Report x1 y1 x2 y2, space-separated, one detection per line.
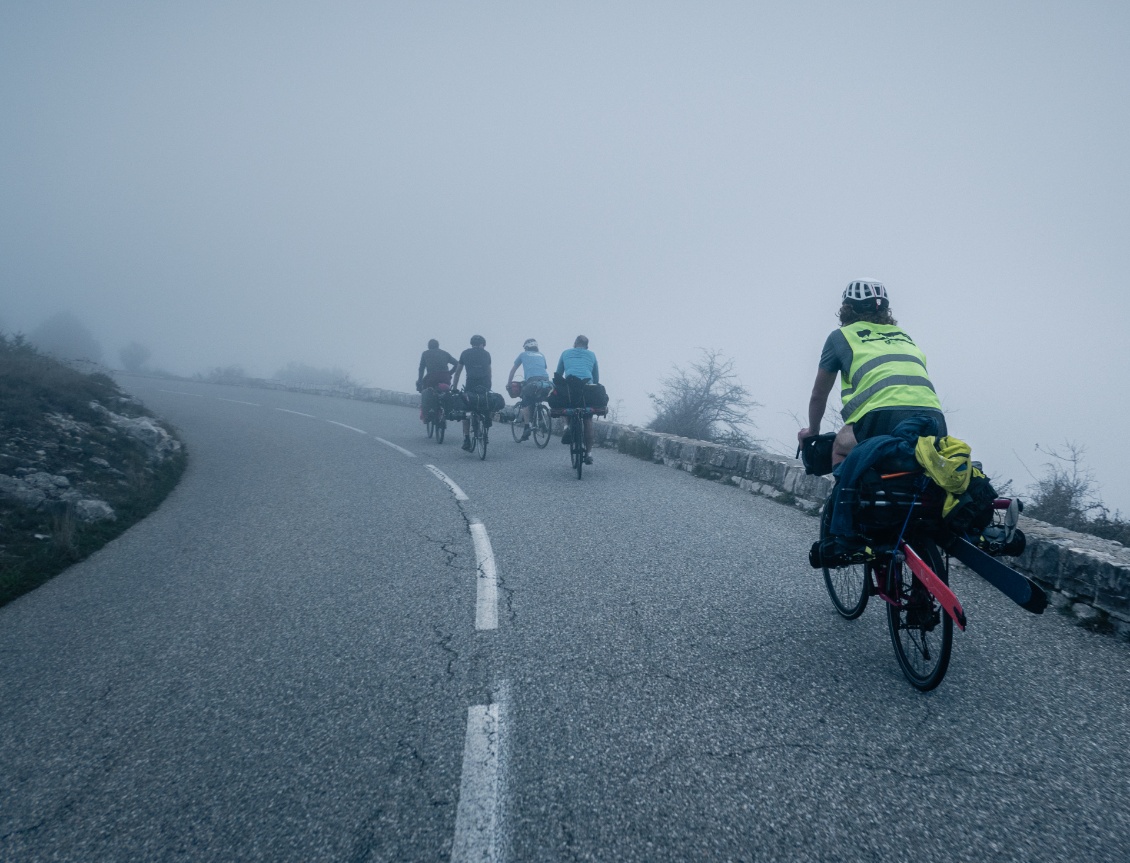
839 323 941 425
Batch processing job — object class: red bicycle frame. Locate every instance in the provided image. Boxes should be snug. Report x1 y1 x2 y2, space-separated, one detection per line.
883 541 966 631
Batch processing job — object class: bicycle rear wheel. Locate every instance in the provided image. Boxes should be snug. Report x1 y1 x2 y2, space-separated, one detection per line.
820 493 869 619
479 422 489 460
436 417 445 444
570 418 584 479
533 404 551 448
886 536 953 691
469 415 480 456
511 411 523 442
426 417 435 438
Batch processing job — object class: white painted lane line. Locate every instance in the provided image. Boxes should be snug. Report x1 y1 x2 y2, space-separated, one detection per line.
158 389 206 397
451 699 504 863
375 437 416 458
470 522 498 631
424 465 470 501
216 397 261 406
326 420 368 434
275 408 316 418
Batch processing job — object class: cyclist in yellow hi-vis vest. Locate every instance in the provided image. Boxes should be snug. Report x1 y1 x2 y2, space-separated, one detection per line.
798 280 947 467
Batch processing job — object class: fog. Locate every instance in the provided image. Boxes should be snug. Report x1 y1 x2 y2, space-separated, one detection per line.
3 2 1128 511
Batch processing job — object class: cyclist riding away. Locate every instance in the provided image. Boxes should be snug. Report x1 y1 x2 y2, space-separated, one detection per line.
507 338 550 442
452 334 492 451
555 335 600 465
797 279 946 467
417 338 457 392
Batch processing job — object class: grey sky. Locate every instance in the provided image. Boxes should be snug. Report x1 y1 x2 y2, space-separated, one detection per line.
3 2 1129 510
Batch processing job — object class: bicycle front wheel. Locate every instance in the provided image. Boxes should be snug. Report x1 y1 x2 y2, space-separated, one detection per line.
886 536 953 691
533 404 551 448
820 493 869 619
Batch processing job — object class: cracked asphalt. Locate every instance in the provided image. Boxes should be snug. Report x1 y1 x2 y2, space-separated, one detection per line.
1 381 1127 862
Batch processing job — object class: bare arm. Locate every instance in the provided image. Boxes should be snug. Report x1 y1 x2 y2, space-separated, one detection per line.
798 368 837 442
507 361 520 386
451 363 463 390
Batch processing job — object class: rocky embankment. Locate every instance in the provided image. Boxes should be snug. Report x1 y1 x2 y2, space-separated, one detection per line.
0 377 185 605
1 401 180 522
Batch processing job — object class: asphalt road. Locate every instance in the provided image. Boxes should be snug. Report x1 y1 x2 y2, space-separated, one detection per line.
1 380 1127 862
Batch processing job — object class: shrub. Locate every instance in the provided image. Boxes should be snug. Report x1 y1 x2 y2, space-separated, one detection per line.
273 362 357 388
119 341 152 372
197 365 250 384
1025 442 1130 545
28 312 104 364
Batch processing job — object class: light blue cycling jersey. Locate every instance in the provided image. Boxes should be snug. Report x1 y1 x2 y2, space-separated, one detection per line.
556 348 599 384
513 351 549 380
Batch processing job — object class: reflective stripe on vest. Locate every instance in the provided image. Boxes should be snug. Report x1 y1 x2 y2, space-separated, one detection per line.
839 324 941 424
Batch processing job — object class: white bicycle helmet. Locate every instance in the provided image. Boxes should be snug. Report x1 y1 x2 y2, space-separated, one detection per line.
523 338 539 351
842 279 888 303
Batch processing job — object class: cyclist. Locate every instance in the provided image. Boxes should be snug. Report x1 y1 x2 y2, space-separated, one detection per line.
417 339 457 391
451 334 492 451
416 338 457 425
506 338 550 442
797 279 947 465
555 335 600 465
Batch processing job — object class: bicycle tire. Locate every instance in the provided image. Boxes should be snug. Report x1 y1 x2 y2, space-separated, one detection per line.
511 411 523 442
426 418 435 439
436 418 445 444
820 493 869 619
886 536 953 691
571 417 584 479
479 420 489 460
533 404 551 448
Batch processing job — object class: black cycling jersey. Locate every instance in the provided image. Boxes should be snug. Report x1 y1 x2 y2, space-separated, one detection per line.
419 348 457 379
458 346 491 391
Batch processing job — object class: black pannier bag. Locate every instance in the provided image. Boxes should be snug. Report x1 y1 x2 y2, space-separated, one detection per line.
463 390 490 414
800 432 836 476
548 374 609 413
488 391 505 413
421 387 440 413
547 386 569 409
853 467 944 532
441 390 465 419
583 383 609 409
944 474 998 536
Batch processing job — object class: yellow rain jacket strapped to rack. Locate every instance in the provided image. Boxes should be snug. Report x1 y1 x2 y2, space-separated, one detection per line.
914 435 987 518
839 323 942 425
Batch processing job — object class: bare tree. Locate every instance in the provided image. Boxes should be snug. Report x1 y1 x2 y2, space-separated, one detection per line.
1025 441 1107 530
647 349 759 447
